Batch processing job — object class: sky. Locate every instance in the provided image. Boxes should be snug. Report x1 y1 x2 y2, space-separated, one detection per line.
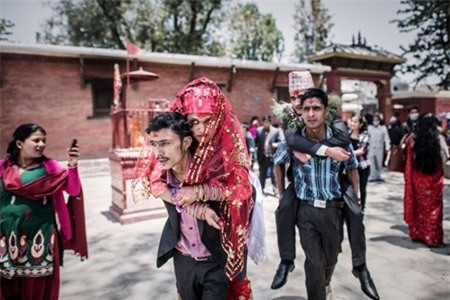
249 0 415 56
1 0 420 83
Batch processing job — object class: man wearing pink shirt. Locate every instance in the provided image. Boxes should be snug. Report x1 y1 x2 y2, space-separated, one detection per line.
146 112 229 300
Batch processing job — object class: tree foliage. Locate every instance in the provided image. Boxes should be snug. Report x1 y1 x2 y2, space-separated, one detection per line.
38 0 284 60
392 0 449 89
39 0 228 55
157 0 227 54
292 0 333 63
38 0 131 49
227 3 284 61
0 19 15 41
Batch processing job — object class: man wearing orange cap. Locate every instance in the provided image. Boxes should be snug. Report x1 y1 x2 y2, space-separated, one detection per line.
271 71 379 300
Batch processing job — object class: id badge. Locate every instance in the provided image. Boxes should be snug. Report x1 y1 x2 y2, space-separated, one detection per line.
313 200 326 209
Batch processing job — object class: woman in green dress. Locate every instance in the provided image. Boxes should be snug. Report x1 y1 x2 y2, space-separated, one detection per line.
0 123 88 300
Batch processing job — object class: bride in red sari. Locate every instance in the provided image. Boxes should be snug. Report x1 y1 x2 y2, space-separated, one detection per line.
403 113 449 247
134 77 255 299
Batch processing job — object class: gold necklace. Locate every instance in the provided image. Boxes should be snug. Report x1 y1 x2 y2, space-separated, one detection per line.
18 160 36 170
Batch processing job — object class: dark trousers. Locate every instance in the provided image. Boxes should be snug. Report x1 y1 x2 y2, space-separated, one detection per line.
297 204 343 300
358 166 371 211
275 183 298 261
258 156 276 190
343 200 367 268
277 184 368 269
173 251 229 300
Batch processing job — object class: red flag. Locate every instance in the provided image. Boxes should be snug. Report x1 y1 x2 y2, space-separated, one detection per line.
127 41 144 55
113 63 122 106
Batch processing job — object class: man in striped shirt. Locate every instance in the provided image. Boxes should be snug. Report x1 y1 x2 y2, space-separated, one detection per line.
274 88 359 300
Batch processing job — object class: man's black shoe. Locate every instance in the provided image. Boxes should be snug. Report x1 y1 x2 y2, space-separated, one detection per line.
271 262 295 289
352 266 380 300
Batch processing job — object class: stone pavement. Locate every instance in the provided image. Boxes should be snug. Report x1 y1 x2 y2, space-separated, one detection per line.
59 162 450 300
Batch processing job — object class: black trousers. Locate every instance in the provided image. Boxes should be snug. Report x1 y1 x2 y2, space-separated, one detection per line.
276 187 367 268
359 166 371 211
297 204 342 300
258 156 276 190
275 183 298 261
173 251 229 300
342 200 366 268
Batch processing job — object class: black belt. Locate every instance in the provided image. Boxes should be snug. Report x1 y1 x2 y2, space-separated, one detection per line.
299 199 345 209
175 250 214 262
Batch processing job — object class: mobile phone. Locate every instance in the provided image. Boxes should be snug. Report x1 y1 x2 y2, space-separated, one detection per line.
70 139 78 148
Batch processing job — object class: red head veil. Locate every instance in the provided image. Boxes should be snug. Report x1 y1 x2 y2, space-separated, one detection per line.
170 77 253 280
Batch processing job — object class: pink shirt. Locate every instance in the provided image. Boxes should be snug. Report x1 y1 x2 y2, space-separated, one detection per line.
167 169 211 258
249 124 258 138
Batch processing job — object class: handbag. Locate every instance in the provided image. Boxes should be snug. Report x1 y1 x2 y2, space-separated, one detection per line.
387 145 405 172
387 134 409 173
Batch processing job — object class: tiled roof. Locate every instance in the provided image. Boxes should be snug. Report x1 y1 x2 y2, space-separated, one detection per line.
0 41 330 74
313 43 404 61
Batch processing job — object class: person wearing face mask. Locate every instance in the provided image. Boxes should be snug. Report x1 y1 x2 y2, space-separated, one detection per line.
368 114 391 182
388 115 404 147
402 106 420 135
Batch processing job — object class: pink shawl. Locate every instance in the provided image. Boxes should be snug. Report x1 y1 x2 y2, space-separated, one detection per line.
0 157 88 260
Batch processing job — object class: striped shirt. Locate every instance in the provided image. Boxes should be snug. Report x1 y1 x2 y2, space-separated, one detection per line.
274 126 358 201
350 130 371 170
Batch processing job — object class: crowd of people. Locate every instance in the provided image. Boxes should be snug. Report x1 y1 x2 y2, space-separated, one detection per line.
1 70 448 300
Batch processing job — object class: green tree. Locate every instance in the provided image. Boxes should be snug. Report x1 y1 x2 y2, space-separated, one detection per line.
0 19 15 41
227 3 284 61
39 0 228 55
157 0 227 55
392 0 450 89
292 0 333 63
39 0 132 49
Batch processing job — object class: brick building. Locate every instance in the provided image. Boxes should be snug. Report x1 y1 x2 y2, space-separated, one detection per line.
392 90 450 123
0 42 329 159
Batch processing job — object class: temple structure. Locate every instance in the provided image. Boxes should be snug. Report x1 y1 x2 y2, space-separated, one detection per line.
310 38 406 121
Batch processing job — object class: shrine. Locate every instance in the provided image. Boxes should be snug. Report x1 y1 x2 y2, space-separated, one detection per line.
108 65 169 224
310 37 405 121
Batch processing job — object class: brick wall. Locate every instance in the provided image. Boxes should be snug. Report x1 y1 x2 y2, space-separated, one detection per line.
391 97 438 124
1 53 310 159
1 54 111 160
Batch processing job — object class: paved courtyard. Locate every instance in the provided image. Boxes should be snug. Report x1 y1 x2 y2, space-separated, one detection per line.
59 162 450 299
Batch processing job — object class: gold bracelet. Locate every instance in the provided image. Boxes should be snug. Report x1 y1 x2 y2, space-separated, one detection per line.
212 185 217 200
202 184 208 201
201 204 209 220
204 184 210 201
194 185 199 202
199 184 204 202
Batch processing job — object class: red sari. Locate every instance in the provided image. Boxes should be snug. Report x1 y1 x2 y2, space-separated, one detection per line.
403 135 444 246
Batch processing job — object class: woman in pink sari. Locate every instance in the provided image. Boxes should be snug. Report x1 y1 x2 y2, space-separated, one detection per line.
403 114 449 247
